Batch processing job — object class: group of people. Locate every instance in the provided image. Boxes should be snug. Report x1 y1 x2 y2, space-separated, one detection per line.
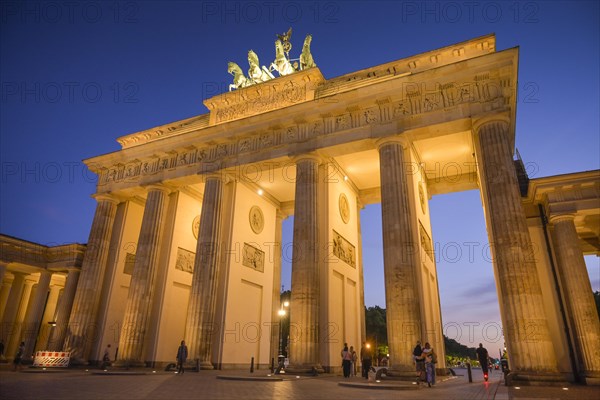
340 342 373 379
413 340 437 387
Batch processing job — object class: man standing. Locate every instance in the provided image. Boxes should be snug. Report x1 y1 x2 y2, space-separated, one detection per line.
360 342 372 379
176 340 188 374
413 340 424 382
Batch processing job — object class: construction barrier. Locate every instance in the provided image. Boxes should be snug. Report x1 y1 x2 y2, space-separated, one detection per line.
33 351 70 367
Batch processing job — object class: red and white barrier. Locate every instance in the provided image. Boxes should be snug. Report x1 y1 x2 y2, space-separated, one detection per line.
33 351 70 367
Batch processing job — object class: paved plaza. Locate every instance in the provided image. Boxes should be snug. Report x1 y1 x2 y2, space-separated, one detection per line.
1 366 598 400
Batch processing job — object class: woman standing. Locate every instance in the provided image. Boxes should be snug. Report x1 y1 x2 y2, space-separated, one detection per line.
341 343 352 378
421 342 437 387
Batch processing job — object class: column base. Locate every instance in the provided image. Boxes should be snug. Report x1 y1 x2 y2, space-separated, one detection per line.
67 357 89 367
197 360 215 370
507 371 570 386
112 359 146 369
384 366 421 381
581 372 600 386
286 364 324 375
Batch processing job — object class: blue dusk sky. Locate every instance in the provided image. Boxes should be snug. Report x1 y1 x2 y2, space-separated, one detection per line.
1 1 598 352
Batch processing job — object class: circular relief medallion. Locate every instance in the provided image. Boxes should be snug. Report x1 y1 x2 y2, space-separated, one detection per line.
249 206 264 234
192 215 201 239
339 193 350 224
418 182 427 214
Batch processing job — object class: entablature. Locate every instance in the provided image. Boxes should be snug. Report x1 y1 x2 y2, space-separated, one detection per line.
86 44 517 197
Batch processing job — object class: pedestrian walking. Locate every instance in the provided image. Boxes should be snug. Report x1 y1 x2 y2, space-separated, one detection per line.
13 341 25 371
360 342 372 379
101 344 111 369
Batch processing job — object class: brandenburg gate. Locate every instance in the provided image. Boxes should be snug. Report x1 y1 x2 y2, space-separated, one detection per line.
1 33 598 385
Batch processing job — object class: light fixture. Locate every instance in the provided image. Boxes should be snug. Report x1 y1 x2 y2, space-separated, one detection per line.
278 309 286 317
257 189 264 195
283 301 289 307
48 321 57 327
344 175 348 181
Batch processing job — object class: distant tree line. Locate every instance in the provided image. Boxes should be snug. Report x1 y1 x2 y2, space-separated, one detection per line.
364 305 479 359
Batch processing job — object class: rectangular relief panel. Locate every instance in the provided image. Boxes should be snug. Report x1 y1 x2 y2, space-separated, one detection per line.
242 243 265 273
332 230 356 268
175 247 195 274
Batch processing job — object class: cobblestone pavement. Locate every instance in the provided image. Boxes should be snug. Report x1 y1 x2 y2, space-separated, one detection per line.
1 366 598 400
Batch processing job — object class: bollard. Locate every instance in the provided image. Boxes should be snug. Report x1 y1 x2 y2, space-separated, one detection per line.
466 362 472 383
271 357 274 374
250 357 254 373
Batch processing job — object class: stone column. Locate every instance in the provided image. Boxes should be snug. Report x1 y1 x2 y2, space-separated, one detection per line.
378 138 422 373
0 273 15 323
115 185 170 367
22 272 51 360
356 200 367 344
475 118 559 379
270 211 285 364
1 273 25 344
48 269 81 351
6 276 36 358
36 281 62 351
63 195 118 363
550 214 600 384
289 156 322 371
0 264 6 289
185 175 224 369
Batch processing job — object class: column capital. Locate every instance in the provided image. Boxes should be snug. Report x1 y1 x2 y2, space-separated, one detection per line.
92 193 120 205
143 183 172 195
376 135 410 150
290 153 323 165
548 213 576 225
276 209 288 221
2 273 15 285
472 114 510 135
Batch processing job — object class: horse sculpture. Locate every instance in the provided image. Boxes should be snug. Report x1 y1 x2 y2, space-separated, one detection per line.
300 34 316 70
270 40 296 76
247 50 273 84
227 62 249 91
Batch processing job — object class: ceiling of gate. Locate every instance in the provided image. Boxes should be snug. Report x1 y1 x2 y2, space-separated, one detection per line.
245 127 478 206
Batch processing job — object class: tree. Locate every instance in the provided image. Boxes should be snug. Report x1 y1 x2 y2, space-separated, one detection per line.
365 306 387 345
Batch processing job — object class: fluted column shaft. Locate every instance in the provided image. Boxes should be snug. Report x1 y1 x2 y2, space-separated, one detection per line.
63 196 118 362
36 282 62 351
48 269 80 351
289 157 321 369
378 139 422 372
185 176 224 369
476 119 558 373
6 277 35 357
116 186 170 366
0 274 15 323
270 211 285 363
551 215 600 381
1 273 25 344
22 272 51 358
356 201 366 344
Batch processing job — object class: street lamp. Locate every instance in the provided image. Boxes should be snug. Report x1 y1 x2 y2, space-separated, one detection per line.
278 302 289 359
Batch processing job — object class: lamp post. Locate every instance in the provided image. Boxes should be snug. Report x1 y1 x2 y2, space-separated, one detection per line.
278 301 289 359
